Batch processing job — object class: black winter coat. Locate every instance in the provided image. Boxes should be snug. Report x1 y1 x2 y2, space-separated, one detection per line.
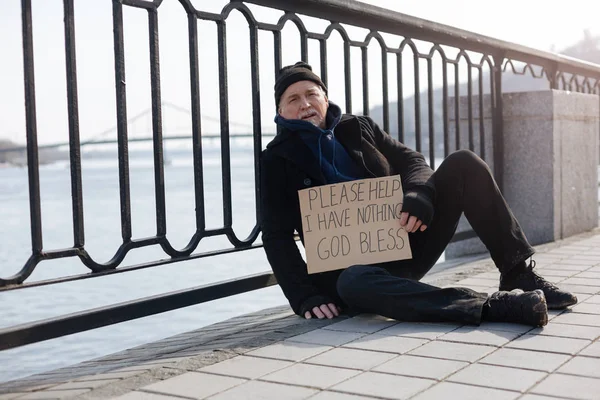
260 114 436 316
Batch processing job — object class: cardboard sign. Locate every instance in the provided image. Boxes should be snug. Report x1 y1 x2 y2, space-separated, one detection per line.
298 175 412 274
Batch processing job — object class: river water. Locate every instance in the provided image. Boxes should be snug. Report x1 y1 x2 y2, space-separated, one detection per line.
0 143 288 383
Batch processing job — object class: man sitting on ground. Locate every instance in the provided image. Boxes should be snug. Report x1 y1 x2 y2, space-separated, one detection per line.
260 61 577 327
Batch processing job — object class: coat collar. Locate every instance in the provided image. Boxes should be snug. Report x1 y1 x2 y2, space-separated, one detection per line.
266 111 368 183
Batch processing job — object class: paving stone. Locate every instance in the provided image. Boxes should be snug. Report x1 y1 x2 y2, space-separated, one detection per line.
246 342 332 362
455 277 499 287
411 382 518 400
519 395 564 400
570 255 600 261
322 316 397 333
586 295 600 303
561 277 600 287
285 329 365 346
551 312 600 327
17 389 91 399
572 302 600 314
305 347 397 370
197 355 292 379
140 372 245 399
579 342 600 357
551 259 595 266
447 363 547 392
376 322 460 339
506 334 590 354
372 354 468 380
112 392 182 399
558 284 600 294
530 322 600 340
46 379 119 391
309 392 377 400
475 271 501 278
477 321 533 333
331 371 434 400
110 365 156 373
531 373 600 400
260 363 360 389
74 370 145 382
478 347 571 372
207 380 318 400
575 271 600 279
537 269 575 277
408 340 495 362
538 264 588 271
342 334 427 354
557 356 600 378
0 394 28 400
439 327 520 346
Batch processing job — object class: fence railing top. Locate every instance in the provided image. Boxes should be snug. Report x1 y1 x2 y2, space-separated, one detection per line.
243 0 600 77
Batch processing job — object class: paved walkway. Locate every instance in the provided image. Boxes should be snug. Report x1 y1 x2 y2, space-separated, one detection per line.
1 231 600 399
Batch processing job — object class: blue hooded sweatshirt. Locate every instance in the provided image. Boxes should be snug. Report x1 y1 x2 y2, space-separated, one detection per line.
274 102 365 184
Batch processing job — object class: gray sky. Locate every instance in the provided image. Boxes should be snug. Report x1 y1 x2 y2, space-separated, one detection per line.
1 0 598 145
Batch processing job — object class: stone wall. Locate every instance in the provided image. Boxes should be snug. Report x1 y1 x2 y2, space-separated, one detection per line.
445 90 599 261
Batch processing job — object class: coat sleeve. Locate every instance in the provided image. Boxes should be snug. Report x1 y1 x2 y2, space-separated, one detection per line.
362 116 436 202
260 150 329 315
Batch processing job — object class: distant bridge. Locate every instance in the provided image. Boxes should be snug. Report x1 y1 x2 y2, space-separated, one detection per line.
0 101 275 155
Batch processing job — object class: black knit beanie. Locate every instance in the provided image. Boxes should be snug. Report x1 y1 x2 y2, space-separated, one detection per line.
274 61 328 107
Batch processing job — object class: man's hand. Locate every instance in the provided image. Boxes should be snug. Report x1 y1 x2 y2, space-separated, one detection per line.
304 303 340 319
400 211 428 233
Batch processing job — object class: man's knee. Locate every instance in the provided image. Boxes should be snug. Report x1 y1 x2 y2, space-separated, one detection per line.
447 149 483 166
439 149 491 177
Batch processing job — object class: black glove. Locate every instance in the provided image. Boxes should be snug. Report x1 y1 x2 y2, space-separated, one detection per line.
299 294 335 317
401 190 434 226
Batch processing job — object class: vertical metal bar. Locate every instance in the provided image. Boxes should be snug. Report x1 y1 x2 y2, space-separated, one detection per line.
148 9 167 236
467 65 474 152
112 0 132 242
492 54 505 192
300 32 308 63
442 59 449 158
396 52 404 143
274 31 282 135
454 63 460 150
413 53 421 152
319 39 327 87
343 41 352 114
361 47 369 116
63 0 84 247
21 0 43 254
249 25 262 223
427 58 435 169
187 13 205 232
217 21 233 228
478 66 485 160
274 31 282 76
381 48 389 133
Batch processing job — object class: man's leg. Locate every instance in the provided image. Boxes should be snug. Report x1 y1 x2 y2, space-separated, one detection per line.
413 149 534 276
413 149 576 308
337 265 548 327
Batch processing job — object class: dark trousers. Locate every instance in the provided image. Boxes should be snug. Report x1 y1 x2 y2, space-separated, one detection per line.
336 150 535 325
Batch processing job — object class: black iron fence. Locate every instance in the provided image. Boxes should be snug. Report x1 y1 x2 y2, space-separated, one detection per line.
1 0 600 351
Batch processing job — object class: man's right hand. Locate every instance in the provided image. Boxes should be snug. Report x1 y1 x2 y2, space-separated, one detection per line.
304 303 340 319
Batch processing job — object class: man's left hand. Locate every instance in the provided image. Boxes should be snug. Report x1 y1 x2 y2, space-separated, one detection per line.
400 212 427 233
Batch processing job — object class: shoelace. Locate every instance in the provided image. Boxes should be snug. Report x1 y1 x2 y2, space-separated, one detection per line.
526 259 560 289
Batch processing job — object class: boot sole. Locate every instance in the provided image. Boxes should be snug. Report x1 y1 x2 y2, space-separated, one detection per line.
547 296 578 310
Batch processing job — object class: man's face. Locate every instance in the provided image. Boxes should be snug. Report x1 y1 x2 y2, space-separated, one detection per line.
278 80 329 129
